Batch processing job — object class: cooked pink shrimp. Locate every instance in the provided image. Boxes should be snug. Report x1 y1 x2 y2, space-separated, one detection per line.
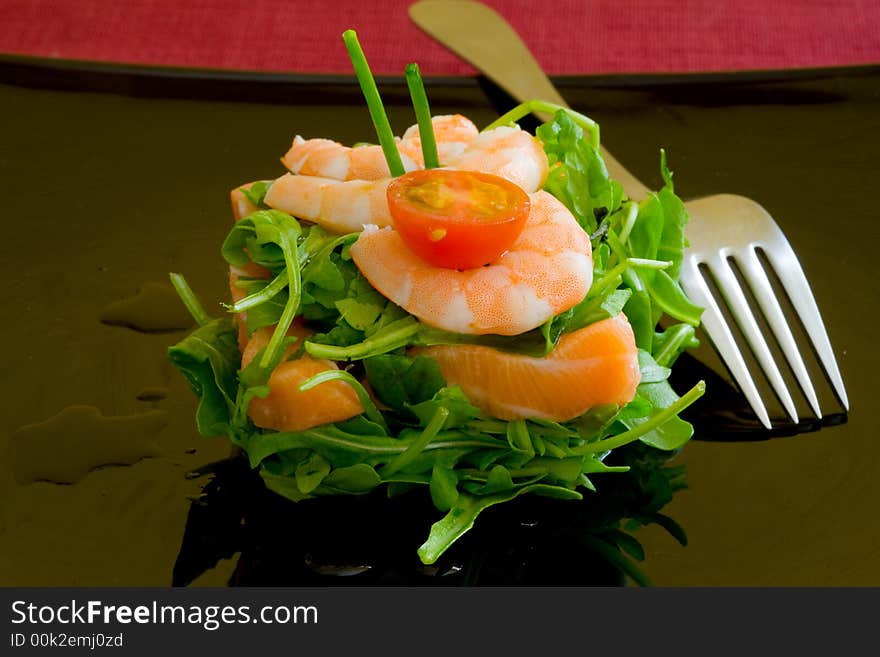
349 191 592 336
447 125 548 193
263 174 392 234
283 138 419 181
398 113 480 167
266 118 549 235
282 114 479 180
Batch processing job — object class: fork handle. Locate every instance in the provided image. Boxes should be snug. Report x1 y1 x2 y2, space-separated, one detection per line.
409 0 652 201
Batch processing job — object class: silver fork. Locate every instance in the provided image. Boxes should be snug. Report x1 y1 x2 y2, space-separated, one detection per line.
410 0 849 429
680 195 848 428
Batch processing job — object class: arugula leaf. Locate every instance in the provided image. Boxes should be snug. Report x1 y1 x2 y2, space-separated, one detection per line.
645 269 703 326
653 323 700 367
295 452 332 494
167 318 239 437
537 111 617 232
239 181 273 209
407 386 482 429
617 352 696 451
363 354 446 411
429 463 460 511
320 463 383 494
418 484 583 565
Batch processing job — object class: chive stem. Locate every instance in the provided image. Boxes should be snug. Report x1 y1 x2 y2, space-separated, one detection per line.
169 273 212 327
405 62 440 169
342 29 405 177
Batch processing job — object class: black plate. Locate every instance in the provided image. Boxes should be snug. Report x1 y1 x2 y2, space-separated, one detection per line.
0 56 874 586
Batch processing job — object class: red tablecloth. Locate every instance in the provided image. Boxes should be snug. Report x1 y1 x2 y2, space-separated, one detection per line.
1 0 878 75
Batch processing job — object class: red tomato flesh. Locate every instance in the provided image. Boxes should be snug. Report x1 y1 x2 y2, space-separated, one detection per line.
386 169 530 270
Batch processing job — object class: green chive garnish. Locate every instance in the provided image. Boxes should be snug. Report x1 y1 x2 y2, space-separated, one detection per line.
405 62 440 169
342 29 405 177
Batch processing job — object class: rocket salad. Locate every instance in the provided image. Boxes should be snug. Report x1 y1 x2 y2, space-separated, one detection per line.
168 31 704 566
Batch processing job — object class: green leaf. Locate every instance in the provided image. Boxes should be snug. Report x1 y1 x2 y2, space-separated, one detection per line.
637 348 672 383
622 278 655 352
321 463 382 494
239 181 272 209
631 380 695 451
295 452 331 494
221 209 301 270
334 295 383 331
260 467 311 502
363 354 446 411
617 352 696 451
603 529 646 561
429 464 459 511
407 386 482 430
167 318 239 437
627 194 664 269
656 150 689 279
506 420 535 457
417 485 582 564
537 111 614 232
639 512 689 546
645 269 704 326
652 323 700 367
476 465 515 494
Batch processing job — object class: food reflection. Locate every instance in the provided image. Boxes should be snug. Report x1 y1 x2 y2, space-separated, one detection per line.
173 441 689 587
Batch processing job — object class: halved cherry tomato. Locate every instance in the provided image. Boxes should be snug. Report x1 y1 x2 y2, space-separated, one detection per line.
386 169 530 270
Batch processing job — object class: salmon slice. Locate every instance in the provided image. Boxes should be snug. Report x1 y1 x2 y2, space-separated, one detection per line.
240 325 364 433
413 313 641 421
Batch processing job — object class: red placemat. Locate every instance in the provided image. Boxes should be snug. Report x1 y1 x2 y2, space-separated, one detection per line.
1 0 878 75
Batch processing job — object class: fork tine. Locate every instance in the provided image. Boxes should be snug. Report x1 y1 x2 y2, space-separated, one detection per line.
760 236 850 410
707 255 799 423
736 248 823 419
680 256 772 429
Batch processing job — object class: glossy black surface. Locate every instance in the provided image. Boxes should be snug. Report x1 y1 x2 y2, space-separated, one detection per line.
0 57 875 585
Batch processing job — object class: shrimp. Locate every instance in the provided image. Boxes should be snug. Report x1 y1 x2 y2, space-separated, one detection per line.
398 113 481 167
283 137 419 181
447 125 548 194
349 190 592 336
263 174 392 234
282 114 479 180
265 119 549 235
